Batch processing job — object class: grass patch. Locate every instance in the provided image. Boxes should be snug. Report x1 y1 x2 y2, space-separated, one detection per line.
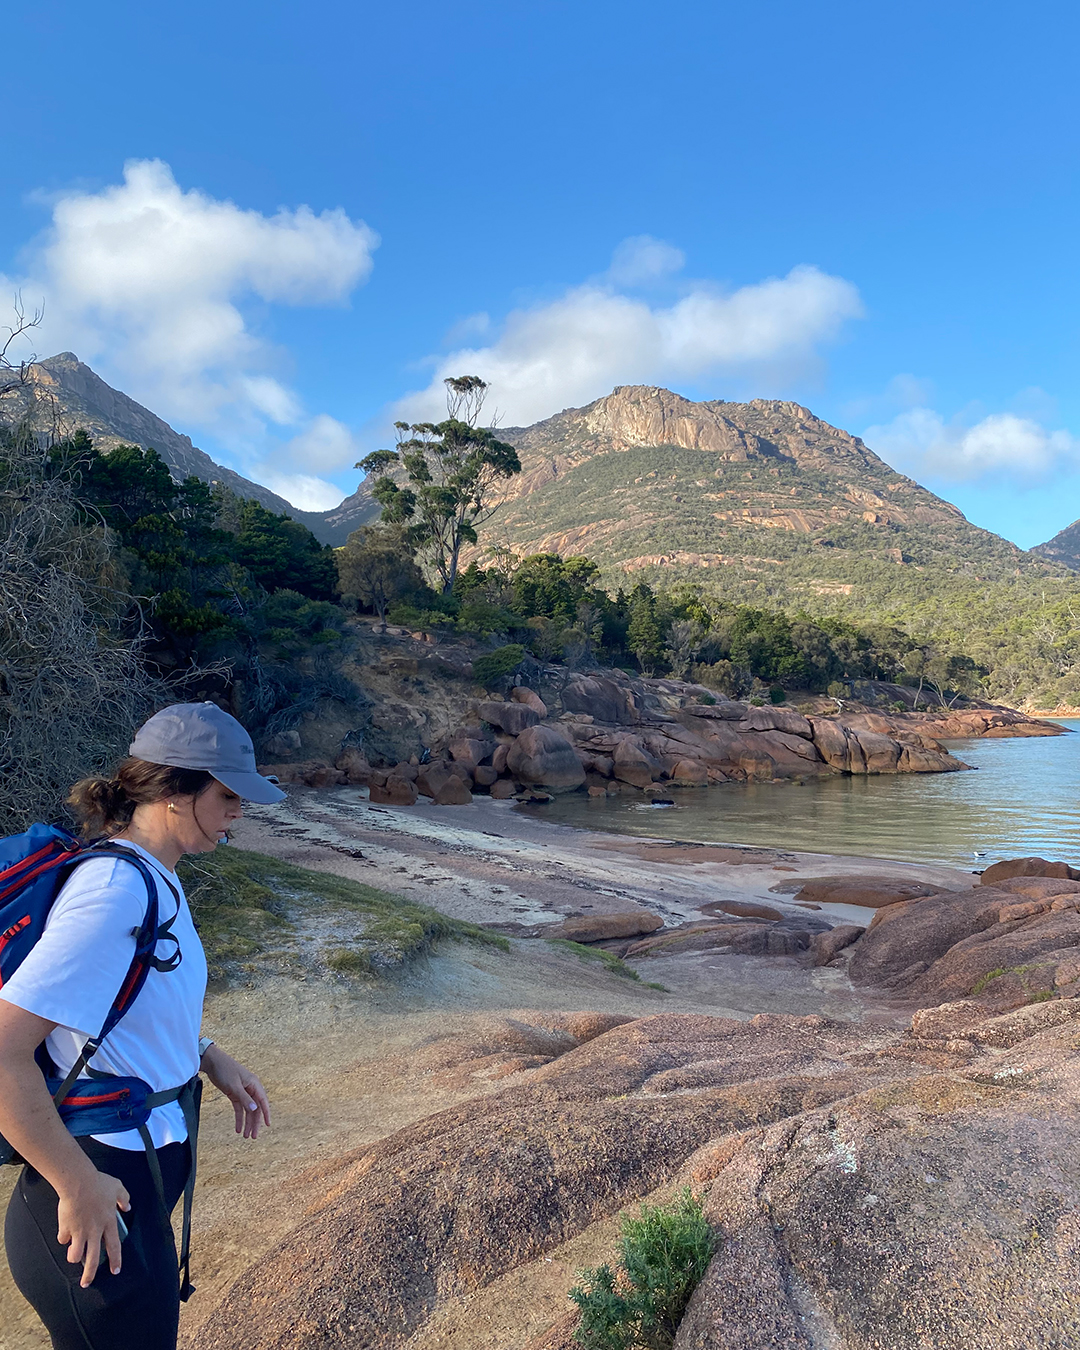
570 1188 714 1348
179 845 507 982
970 962 1058 1000
970 967 1008 997
324 947 375 975
546 939 669 991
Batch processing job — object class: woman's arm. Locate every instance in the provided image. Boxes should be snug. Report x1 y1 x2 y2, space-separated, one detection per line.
0 1001 129 1287
199 1043 271 1139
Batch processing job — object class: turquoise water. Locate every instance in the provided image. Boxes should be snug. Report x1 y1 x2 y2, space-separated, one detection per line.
532 722 1080 869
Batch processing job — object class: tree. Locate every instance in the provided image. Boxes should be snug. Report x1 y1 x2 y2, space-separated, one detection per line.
234 500 339 600
356 376 521 593
510 553 601 626
337 524 425 622
0 294 46 404
665 619 706 679
627 585 666 676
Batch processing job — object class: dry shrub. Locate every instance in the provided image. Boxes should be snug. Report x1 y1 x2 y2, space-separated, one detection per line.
0 425 163 832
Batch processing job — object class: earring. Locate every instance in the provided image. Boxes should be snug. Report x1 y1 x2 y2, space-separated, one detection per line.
167 802 176 812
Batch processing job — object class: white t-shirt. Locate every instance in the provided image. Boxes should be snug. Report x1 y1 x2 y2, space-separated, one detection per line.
0 840 207 1149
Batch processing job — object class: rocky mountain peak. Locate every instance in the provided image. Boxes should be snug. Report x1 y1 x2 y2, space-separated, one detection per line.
499 384 891 480
5 351 300 519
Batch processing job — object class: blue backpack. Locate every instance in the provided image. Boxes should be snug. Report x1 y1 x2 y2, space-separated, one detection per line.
0 823 200 1298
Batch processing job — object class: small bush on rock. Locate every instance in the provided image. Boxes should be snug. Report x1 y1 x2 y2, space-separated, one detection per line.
472 642 526 686
570 1188 714 1348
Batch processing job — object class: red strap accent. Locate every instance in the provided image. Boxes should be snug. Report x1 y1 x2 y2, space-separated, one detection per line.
62 1090 130 1107
114 958 145 1014
0 852 75 904
0 915 32 988
0 842 56 884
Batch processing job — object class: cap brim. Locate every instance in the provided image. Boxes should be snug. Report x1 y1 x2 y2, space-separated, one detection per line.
212 770 287 804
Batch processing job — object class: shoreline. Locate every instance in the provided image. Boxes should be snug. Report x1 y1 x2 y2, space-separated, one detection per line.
233 787 975 937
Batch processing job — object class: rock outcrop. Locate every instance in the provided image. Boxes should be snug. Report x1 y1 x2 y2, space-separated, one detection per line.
192 1002 1080 1349
844 867 1080 1007
506 724 588 792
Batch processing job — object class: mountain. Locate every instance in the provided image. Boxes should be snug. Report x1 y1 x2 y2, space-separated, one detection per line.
472 385 1057 613
3 358 1066 613
1033 519 1080 570
3 353 355 539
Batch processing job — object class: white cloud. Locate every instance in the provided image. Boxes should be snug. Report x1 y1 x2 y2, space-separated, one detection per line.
280 413 359 472
4 159 377 440
246 414 362 510
395 251 862 427
607 235 686 286
253 469 344 513
865 407 1079 481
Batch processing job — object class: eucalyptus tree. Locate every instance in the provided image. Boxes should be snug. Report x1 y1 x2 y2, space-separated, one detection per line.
356 376 521 593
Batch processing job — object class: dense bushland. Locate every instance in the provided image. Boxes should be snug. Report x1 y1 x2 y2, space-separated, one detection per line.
476 442 1080 708
347 543 984 703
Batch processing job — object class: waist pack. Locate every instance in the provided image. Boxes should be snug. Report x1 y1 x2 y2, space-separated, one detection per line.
0 824 200 1298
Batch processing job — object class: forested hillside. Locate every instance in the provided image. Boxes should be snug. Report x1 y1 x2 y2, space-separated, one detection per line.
8 359 1080 713
471 386 1080 708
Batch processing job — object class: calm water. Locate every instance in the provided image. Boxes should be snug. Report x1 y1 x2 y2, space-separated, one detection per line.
533 722 1080 869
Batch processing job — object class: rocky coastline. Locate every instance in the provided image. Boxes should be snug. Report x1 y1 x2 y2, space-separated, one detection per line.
259 626 1064 801
172 789 1080 1350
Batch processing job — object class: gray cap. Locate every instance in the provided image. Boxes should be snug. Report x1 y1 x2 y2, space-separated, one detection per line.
130 702 286 804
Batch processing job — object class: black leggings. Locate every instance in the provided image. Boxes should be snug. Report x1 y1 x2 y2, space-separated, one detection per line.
4 1136 190 1350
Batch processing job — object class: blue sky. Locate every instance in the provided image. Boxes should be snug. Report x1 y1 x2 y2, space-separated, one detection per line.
3 1 1079 546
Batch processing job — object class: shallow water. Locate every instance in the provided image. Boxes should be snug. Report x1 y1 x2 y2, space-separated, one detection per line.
532 721 1080 869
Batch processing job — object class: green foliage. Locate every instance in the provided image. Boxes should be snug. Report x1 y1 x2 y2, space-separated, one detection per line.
545 939 666 987
358 375 521 592
471 437 1080 706
256 589 346 654
970 967 1008 996
511 553 602 626
337 523 426 621
472 643 527 686
571 1189 714 1349
233 499 338 599
627 586 666 676
440 545 984 697
46 433 340 665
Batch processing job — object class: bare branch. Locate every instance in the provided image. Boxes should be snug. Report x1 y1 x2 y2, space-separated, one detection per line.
0 427 173 831
0 293 46 401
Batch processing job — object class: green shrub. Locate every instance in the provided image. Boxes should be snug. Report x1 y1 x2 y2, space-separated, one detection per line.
748 696 764 707
472 642 526 686
768 685 787 704
325 946 373 975
570 1188 714 1348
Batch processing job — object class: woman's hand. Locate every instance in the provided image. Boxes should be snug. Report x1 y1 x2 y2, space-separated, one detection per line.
57 1170 131 1288
200 1044 271 1139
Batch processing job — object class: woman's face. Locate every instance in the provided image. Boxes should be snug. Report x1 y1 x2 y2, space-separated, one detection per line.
172 779 244 852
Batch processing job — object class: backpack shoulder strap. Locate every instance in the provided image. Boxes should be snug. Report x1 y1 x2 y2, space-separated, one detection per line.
48 845 167 1103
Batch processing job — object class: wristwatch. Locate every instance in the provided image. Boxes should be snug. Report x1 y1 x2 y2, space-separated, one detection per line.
198 1036 215 1059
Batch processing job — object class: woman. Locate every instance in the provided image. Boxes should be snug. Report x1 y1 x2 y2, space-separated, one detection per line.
0 701 285 1350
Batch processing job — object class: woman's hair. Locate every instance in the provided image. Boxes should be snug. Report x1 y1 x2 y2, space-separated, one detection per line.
68 758 215 838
